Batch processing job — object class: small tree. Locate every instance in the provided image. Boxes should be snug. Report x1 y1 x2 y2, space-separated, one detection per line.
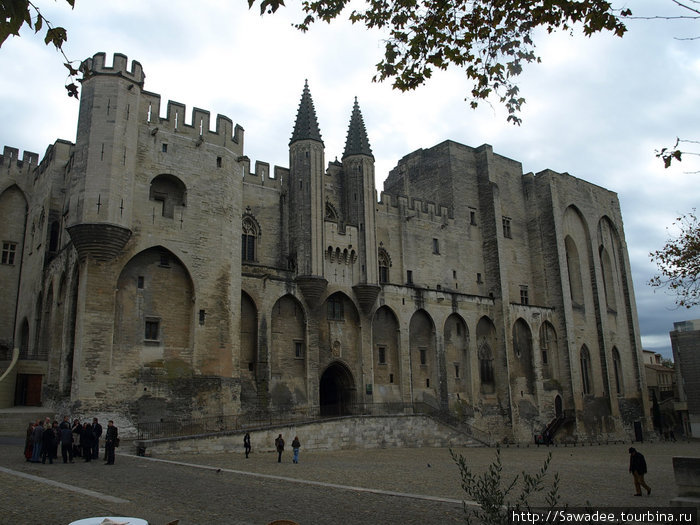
650 209 700 308
451 446 561 525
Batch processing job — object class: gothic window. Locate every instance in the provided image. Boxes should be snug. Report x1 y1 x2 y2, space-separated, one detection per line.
599 245 617 311
327 295 344 321
242 217 258 262
580 345 593 395
378 248 391 284
1 242 17 265
325 202 339 222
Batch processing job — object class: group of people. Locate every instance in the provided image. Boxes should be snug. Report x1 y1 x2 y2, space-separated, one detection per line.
242 432 301 463
24 416 119 465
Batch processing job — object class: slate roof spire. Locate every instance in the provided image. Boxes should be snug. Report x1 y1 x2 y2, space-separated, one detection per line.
343 97 373 159
290 80 323 145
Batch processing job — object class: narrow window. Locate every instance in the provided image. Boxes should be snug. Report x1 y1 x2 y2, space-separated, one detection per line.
144 319 160 341
455 364 460 378
502 216 512 238
378 346 386 365
199 309 206 326
470 209 477 226
159 254 170 267
137 276 144 289
162 143 168 153
476 273 483 284
407 270 413 285
419 347 427 365
295 341 304 359
389 373 394 384
520 286 529 305
216 156 222 168
426 378 430 388
1 242 17 265
453 270 457 279
432 238 440 254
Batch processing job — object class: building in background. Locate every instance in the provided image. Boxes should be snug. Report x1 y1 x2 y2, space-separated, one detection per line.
0 53 651 441
670 319 700 438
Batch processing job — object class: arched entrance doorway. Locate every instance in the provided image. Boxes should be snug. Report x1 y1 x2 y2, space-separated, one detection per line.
319 362 355 416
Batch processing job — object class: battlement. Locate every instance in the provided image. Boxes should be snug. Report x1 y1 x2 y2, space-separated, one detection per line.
240 157 288 189
0 146 39 171
378 191 453 221
140 91 244 151
82 52 145 85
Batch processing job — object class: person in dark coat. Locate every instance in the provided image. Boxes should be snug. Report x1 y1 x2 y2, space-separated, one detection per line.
275 434 284 463
104 420 118 465
24 421 35 461
244 433 251 458
81 422 94 462
292 436 301 464
91 418 103 459
60 423 74 463
41 422 57 464
30 420 44 463
629 447 651 496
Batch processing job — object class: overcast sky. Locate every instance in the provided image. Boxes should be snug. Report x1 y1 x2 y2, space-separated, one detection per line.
0 0 698 359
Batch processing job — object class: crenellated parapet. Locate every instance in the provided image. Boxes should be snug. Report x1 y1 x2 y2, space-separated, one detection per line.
378 191 454 223
240 158 286 189
81 52 145 86
140 91 244 153
0 146 39 173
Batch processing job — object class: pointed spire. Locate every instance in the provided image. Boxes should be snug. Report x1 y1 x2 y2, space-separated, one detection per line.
290 80 323 145
343 97 373 159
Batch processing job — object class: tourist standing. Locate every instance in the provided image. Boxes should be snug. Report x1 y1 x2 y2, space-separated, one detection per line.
629 447 651 496
41 421 57 464
292 436 301 464
60 422 74 463
91 418 103 459
72 419 82 458
24 421 34 461
81 422 94 462
275 434 284 463
104 420 118 465
30 420 44 463
244 433 251 458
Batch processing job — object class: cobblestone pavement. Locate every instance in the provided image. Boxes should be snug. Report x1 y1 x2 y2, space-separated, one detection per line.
0 437 696 525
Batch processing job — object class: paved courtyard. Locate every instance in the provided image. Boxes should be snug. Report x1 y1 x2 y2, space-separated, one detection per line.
0 437 696 525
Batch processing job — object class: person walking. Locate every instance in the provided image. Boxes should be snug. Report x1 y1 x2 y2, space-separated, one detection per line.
244 433 251 458
629 447 651 496
292 436 301 464
275 434 284 463
104 420 118 465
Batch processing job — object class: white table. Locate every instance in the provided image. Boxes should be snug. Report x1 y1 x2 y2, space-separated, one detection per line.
68 518 148 525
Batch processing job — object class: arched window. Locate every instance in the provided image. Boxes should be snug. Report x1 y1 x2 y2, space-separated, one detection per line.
580 345 593 395
149 174 186 218
378 248 391 284
478 341 494 391
242 217 258 262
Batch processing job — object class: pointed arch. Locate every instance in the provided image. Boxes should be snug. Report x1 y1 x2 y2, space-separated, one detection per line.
612 346 623 395
372 305 401 397
270 294 307 409
409 309 437 401
512 318 535 393
445 313 470 398
539 320 559 380
580 345 593 395
477 316 497 394
242 214 260 263
240 291 259 410
114 246 194 362
378 247 391 284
